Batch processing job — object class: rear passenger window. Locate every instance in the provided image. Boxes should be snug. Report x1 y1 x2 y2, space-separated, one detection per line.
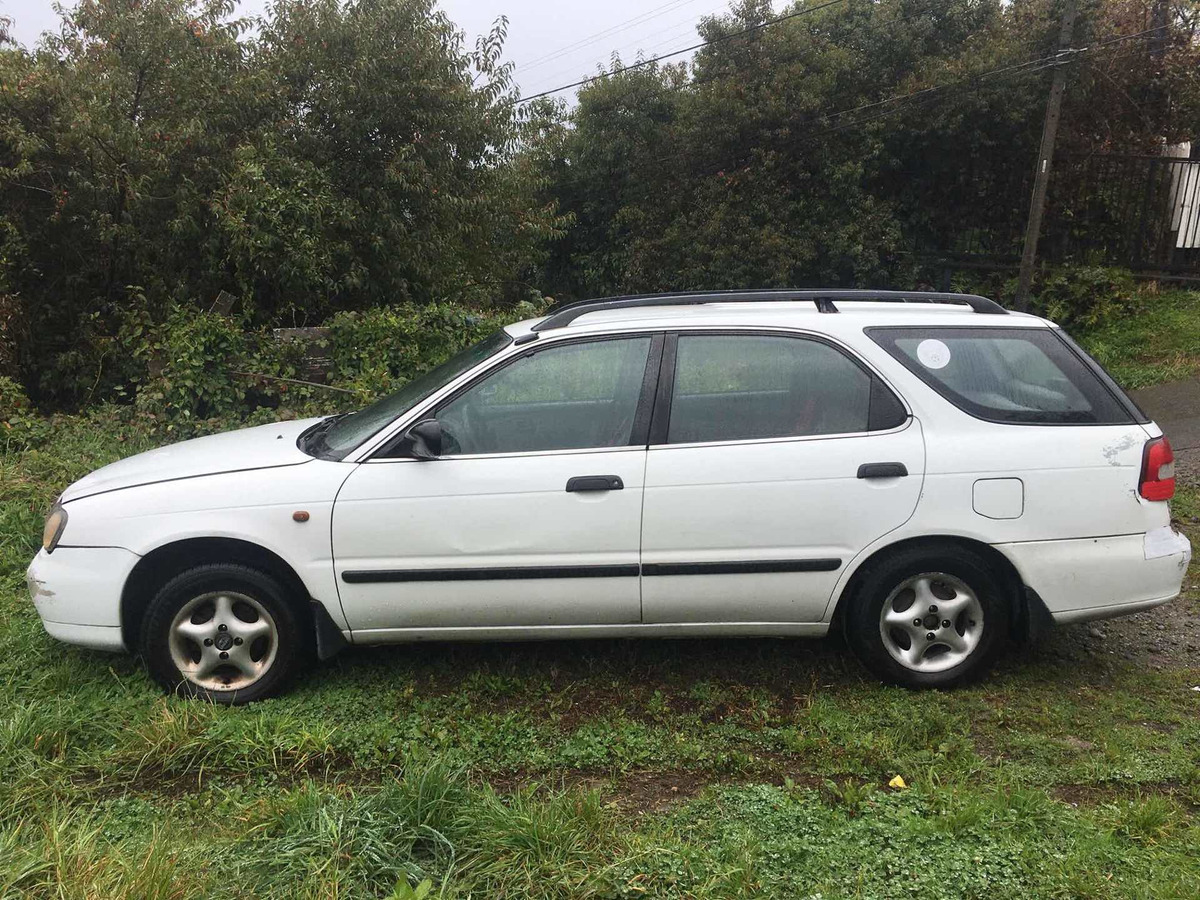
868 327 1133 425
667 334 889 444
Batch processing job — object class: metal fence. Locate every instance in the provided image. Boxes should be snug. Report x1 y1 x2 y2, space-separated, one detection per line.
912 151 1200 277
1045 153 1200 273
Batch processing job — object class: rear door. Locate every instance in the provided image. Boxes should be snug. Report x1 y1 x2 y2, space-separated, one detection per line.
333 333 660 636
639 330 925 624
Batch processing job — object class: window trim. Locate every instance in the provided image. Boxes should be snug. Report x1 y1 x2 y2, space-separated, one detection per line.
369 331 665 461
648 328 910 449
865 324 1141 427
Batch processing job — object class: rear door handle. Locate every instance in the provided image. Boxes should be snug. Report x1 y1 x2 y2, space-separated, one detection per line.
566 475 624 492
857 462 908 479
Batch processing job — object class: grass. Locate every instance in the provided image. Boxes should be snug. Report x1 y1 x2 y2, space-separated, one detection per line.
1075 288 1200 389
3 325 1200 896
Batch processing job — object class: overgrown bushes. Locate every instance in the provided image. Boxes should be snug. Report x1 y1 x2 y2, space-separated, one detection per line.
4 0 1194 411
115 298 548 431
0 0 563 407
324 302 540 402
0 374 45 448
947 264 1144 329
1031 266 1141 328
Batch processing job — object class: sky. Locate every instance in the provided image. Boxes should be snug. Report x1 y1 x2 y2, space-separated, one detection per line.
0 0 787 101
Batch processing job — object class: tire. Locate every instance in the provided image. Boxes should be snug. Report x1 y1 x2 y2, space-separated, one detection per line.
140 563 311 704
844 545 1008 689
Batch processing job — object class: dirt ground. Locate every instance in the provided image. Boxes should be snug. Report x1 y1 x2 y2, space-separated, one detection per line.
1028 447 1200 672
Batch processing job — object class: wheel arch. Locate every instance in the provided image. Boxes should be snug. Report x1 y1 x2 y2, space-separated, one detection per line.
121 537 315 651
829 535 1047 641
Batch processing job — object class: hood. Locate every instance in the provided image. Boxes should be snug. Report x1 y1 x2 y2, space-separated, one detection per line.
61 417 325 503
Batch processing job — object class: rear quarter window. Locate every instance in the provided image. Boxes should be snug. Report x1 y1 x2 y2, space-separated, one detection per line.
867 326 1136 425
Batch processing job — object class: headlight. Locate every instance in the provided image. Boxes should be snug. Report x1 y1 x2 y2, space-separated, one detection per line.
42 505 68 553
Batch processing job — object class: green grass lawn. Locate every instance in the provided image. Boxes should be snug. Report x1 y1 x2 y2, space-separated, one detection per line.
3 363 1200 897
1075 288 1200 389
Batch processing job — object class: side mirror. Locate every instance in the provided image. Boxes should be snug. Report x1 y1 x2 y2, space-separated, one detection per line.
400 418 443 460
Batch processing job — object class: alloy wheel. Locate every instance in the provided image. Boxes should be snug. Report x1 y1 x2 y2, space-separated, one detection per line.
878 572 985 673
167 591 278 691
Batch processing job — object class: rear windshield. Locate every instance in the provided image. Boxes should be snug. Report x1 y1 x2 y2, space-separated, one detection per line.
867 326 1135 425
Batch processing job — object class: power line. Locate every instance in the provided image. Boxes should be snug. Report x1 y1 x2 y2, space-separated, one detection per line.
806 24 1169 137
645 26 1169 177
521 2 729 97
515 0 848 105
515 0 709 76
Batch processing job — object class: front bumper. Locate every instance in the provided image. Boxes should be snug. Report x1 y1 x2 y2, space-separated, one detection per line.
25 547 139 652
997 527 1191 625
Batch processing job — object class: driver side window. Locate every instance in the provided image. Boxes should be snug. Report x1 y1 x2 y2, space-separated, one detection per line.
436 336 652 455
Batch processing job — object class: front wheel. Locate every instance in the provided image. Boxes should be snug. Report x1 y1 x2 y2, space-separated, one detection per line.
140 564 310 704
845 546 1007 689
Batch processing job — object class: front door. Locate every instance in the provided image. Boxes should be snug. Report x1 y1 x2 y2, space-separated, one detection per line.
333 333 659 637
640 331 925 624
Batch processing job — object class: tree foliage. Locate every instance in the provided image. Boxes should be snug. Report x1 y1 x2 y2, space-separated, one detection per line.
541 0 1200 300
0 0 1196 409
0 0 563 405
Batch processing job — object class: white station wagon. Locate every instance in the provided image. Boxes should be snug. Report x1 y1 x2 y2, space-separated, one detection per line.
27 291 1191 702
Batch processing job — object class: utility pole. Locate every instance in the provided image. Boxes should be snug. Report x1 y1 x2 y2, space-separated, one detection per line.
1150 0 1169 61
1014 0 1079 310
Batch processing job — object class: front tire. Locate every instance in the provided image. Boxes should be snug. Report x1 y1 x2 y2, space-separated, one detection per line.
140 564 310 704
845 545 1007 689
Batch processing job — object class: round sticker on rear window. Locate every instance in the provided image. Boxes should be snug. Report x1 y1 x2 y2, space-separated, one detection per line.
916 339 951 370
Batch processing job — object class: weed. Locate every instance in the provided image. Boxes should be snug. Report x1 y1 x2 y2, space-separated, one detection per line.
1 403 1199 897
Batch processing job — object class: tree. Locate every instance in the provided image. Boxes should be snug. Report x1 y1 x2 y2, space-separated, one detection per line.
0 0 563 405
537 0 1200 300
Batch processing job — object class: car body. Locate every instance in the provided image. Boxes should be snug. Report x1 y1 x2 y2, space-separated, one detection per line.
26 290 1191 699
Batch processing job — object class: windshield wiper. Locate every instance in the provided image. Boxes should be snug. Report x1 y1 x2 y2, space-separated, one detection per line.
299 414 346 457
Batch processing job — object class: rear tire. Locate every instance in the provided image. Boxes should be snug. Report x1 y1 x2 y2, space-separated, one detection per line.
140 564 310 704
844 545 1007 689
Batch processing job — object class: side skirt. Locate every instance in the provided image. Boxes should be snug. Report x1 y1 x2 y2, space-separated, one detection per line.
348 621 830 645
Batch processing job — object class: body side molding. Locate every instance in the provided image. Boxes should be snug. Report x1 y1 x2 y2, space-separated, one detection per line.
342 559 843 583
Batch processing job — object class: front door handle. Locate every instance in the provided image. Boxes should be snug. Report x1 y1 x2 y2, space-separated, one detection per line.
566 475 624 492
857 462 908 479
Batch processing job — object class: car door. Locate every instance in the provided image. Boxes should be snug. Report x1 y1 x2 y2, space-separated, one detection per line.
639 330 925 624
332 333 661 637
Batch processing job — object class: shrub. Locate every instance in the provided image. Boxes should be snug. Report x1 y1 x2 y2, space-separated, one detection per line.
0 293 22 380
132 308 250 425
124 299 548 430
0 375 29 419
325 300 548 403
1030 265 1140 328
0 375 50 449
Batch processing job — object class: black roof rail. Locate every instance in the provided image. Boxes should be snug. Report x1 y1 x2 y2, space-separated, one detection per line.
530 289 1006 332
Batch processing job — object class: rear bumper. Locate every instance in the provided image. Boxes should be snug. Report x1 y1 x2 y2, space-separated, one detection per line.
26 546 138 652
1049 594 1178 625
997 527 1191 625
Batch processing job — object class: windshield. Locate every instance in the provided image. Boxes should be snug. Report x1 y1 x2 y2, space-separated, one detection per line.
306 330 513 459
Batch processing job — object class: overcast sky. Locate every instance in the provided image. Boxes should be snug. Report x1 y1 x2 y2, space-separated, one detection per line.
1 0 785 100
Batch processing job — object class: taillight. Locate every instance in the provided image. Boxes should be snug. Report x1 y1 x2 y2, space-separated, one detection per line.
1139 437 1175 501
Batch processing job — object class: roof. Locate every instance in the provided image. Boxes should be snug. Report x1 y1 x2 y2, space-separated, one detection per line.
505 290 1048 342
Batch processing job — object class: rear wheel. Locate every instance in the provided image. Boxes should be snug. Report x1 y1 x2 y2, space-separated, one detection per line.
140 564 309 704
845 546 1007 688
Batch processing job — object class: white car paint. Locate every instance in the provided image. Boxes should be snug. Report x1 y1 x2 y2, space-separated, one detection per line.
25 298 1191 656
639 418 925 624
61 417 321 502
334 447 646 634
